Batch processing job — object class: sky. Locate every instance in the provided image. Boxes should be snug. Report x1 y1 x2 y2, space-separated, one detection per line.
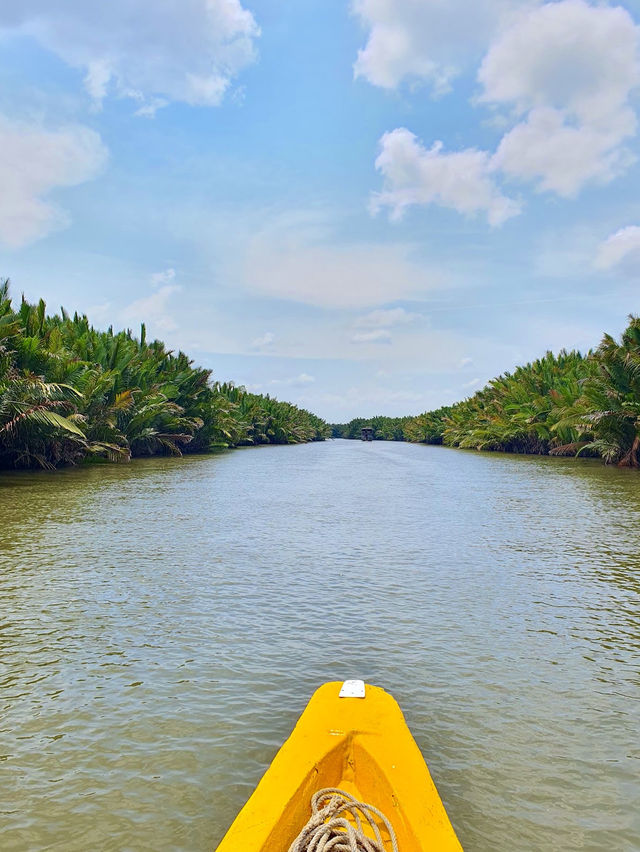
1 0 639 422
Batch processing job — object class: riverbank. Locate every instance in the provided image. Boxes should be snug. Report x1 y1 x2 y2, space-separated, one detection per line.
0 280 329 470
332 315 640 467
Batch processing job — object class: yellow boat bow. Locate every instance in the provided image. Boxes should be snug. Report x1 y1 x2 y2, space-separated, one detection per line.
215 680 463 851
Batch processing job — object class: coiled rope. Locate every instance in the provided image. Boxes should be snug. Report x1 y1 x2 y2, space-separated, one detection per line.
287 788 399 852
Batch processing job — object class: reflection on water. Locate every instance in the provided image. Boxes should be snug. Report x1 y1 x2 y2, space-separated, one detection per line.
1 441 639 850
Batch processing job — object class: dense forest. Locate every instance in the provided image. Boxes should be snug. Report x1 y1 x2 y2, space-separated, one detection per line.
0 281 329 470
4 275 639 470
333 316 640 468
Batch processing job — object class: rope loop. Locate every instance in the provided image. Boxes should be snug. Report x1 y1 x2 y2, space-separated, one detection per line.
287 788 398 852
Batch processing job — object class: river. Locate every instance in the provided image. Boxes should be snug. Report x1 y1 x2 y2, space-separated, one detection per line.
1 439 639 850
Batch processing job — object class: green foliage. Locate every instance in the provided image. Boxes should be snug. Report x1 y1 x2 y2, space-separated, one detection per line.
442 350 595 454
333 318 640 467
0 280 329 469
331 409 449 444
331 416 411 441
403 407 451 444
553 316 640 466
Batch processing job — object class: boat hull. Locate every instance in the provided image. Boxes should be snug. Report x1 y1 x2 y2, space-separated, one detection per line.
215 681 463 851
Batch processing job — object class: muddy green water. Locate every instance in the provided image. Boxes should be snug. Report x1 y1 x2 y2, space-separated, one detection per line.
1 440 639 851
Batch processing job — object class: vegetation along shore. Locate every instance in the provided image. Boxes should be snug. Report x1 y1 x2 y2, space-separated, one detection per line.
0 281 329 470
333 315 640 468
3 277 639 471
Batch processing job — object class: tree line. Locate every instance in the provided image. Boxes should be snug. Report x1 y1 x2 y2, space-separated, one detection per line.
0 281 329 470
332 316 640 467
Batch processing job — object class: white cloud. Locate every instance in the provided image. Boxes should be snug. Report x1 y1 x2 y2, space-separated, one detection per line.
492 106 635 196
481 0 640 194
84 58 111 102
270 373 316 387
150 268 176 288
350 307 420 345
121 283 180 332
351 329 393 344
459 357 473 368
369 2 640 222
352 0 526 93
595 225 640 271
0 0 259 110
355 307 419 327
85 301 112 325
119 271 183 338
242 210 447 308
296 373 315 385
0 115 107 249
372 128 521 226
462 377 482 390
134 98 169 119
479 1 639 122
251 331 275 349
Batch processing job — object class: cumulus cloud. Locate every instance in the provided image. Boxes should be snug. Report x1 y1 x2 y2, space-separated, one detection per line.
595 225 640 271
350 307 420 346
85 301 112 325
251 331 275 350
121 284 181 333
462 377 482 390
479 1 638 122
370 2 640 221
372 128 520 226
355 307 419 327
492 106 635 196
0 115 107 249
270 373 316 387
0 0 259 110
481 0 640 195
150 268 176 288
352 0 525 93
351 329 393 344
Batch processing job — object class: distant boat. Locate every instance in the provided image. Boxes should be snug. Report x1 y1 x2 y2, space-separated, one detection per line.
361 427 374 441
215 680 463 851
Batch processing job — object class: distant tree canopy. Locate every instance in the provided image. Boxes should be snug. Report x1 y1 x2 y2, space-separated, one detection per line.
331 410 450 444
0 280 329 470
331 317 640 468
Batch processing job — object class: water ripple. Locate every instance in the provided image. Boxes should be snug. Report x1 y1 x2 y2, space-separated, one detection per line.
1 442 639 850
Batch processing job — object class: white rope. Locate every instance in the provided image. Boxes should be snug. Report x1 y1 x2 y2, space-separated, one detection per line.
287 788 399 852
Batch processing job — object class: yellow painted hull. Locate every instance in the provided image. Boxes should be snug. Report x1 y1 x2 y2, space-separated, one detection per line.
215 681 463 851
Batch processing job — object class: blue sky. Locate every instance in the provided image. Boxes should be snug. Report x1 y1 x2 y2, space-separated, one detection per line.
1 0 639 421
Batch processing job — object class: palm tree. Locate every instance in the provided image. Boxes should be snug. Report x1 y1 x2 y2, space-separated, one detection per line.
0 281 330 468
556 317 640 466
0 373 87 468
